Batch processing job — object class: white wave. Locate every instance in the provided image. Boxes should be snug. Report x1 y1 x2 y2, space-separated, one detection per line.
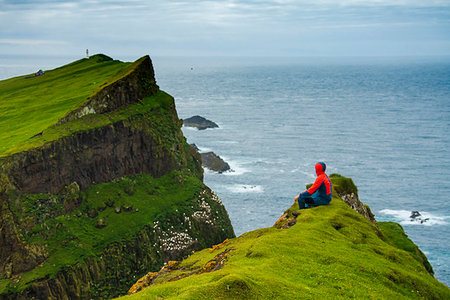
379 209 449 226
221 158 249 176
197 146 213 153
290 168 315 178
227 184 264 193
181 126 198 131
217 140 238 144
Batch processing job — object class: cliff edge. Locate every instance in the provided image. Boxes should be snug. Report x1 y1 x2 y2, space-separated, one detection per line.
0 55 235 299
122 175 449 299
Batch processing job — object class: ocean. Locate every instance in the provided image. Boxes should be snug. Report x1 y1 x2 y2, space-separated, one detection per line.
1 55 449 286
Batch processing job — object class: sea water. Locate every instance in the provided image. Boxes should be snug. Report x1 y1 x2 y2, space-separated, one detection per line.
1 55 449 286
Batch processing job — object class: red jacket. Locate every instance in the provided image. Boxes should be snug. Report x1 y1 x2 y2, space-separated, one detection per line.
301 162 332 202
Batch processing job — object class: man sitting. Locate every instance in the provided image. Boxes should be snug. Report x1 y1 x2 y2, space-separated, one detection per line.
294 162 332 209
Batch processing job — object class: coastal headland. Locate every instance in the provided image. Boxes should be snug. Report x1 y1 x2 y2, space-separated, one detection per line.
0 55 448 299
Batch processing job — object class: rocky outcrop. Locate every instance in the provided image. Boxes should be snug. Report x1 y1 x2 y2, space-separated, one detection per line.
201 152 231 173
274 174 376 229
183 116 218 130
339 191 376 224
329 174 376 224
1 116 183 195
128 239 231 295
56 55 159 125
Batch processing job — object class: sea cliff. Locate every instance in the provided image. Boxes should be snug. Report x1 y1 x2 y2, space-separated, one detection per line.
0 55 235 299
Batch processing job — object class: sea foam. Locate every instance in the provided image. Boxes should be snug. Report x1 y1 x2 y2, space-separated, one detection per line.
379 209 449 226
227 184 264 193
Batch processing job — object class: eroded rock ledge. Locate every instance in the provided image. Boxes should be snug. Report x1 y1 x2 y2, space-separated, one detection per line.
1 117 182 194
201 152 231 173
57 55 159 125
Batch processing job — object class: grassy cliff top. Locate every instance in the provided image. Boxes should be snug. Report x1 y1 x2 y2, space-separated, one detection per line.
1 90 174 157
0 54 132 155
121 176 449 299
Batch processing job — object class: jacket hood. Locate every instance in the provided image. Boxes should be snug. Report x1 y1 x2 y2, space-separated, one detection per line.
315 162 326 176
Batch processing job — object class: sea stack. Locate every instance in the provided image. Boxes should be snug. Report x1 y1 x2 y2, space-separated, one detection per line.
183 115 219 130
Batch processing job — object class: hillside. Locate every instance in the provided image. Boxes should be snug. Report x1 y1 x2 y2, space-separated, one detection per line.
122 175 449 299
0 54 130 156
0 55 235 299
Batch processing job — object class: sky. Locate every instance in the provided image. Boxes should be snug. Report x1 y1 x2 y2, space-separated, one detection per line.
0 0 449 58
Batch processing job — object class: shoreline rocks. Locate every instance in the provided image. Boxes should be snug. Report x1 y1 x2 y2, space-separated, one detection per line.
200 152 231 173
183 116 218 130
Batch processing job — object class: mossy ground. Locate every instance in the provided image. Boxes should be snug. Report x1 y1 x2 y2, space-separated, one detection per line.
0 54 131 156
0 171 213 294
120 176 449 299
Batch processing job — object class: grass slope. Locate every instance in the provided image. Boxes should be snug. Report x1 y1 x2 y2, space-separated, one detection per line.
121 182 449 299
2 89 174 156
0 54 130 155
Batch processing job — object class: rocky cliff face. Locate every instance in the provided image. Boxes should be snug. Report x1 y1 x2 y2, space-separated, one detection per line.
0 55 234 299
1 113 181 195
56 55 158 125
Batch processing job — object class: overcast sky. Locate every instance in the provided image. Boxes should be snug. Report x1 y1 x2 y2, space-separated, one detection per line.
0 0 449 58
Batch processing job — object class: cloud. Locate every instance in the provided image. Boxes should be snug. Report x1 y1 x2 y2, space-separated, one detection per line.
0 39 68 45
0 0 448 57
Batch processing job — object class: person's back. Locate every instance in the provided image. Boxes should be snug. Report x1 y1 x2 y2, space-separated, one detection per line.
294 162 332 209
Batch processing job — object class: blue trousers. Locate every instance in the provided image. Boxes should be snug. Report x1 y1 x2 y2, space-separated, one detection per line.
298 192 330 209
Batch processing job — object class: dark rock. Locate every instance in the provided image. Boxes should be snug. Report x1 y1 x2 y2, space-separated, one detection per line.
410 211 421 219
410 211 429 224
338 191 376 224
183 116 218 130
190 143 200 151
201 152 231 173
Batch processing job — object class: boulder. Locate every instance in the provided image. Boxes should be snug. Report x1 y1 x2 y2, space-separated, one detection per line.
201 152 231 173
183 116 218 130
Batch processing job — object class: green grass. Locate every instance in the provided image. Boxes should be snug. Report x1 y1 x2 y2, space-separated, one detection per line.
379 222 434 275
0 54 131 155
0 171 206 293
1 89 175 156
120 177 449 299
